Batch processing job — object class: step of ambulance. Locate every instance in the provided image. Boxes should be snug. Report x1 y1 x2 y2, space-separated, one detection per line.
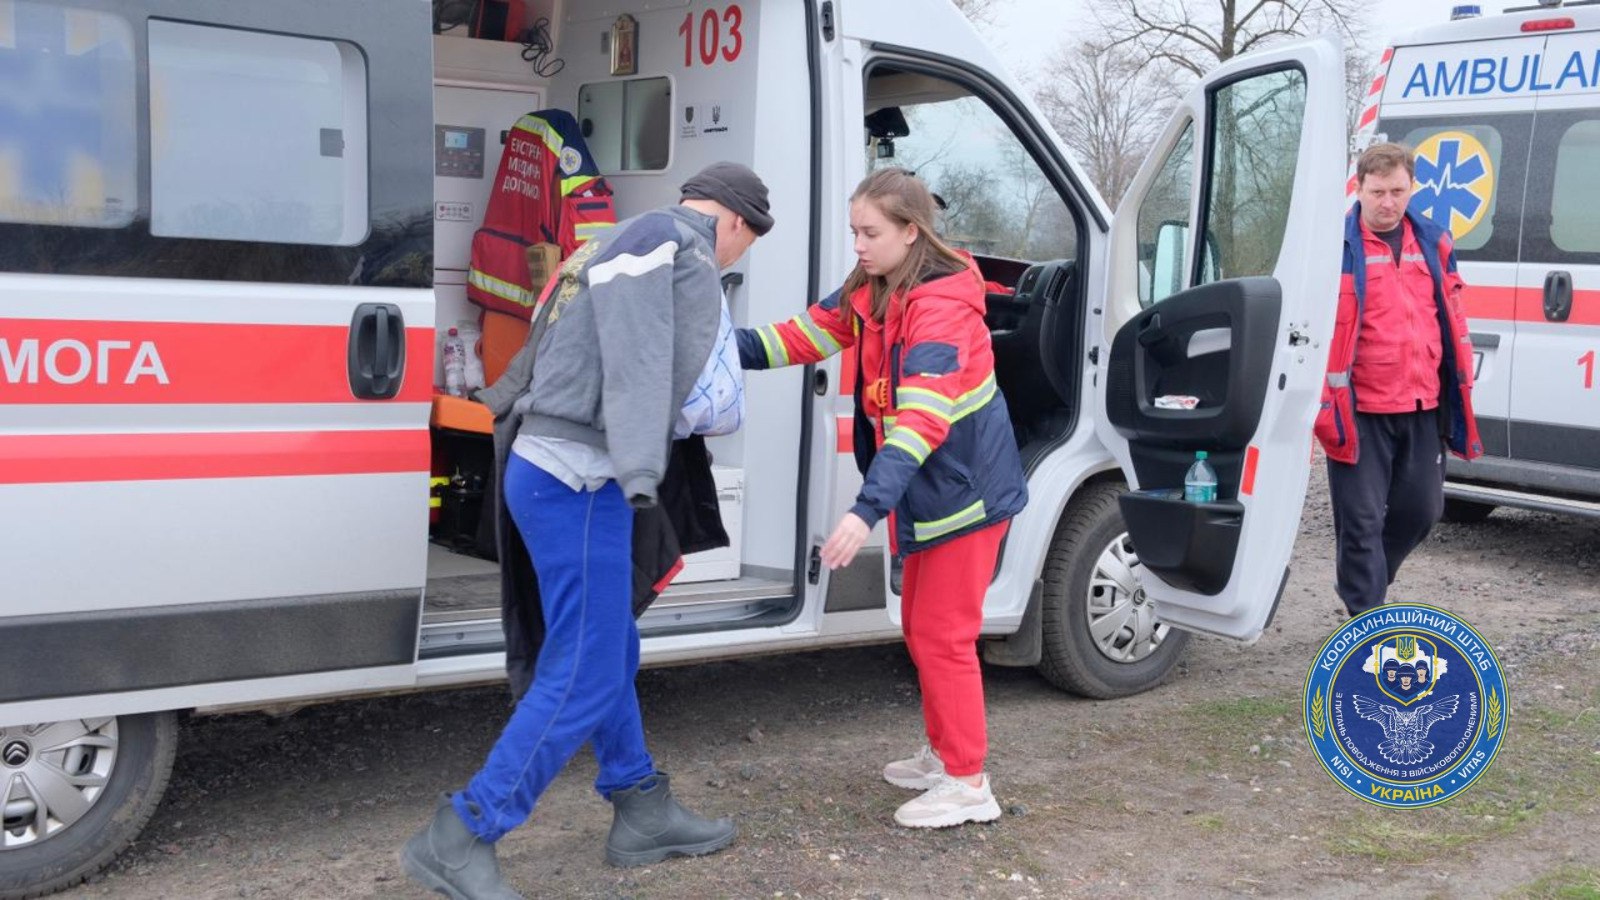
642 574 793 630
416 574 795 658
1444 482 1600 520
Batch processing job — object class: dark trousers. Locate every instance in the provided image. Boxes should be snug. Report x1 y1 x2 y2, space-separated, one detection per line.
1327 409 1446 615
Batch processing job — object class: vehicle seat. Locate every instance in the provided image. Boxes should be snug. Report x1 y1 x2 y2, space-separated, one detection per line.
990 261 1079 451
992 262 1075 421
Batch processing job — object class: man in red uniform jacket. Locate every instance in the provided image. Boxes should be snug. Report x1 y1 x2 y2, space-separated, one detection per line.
1315 142 1483 616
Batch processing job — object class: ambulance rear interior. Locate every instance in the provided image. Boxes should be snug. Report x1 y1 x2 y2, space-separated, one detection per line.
422 4 1091 655
1373 2 1600 518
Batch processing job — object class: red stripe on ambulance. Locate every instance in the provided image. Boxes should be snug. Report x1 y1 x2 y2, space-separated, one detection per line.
1464 285 1517 321
0 321 433 404
1463 286 1600 325
836 416 854 454
0 430 430 485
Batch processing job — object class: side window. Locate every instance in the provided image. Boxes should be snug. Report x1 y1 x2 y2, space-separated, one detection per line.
0 3 137 228
863 69 1077 263
0 2 432 286
578 77 673 173
1197 68 1307 284
1548 118 1600 255
147 20 369 245
1135 123 1194 307
1398 123 1505 253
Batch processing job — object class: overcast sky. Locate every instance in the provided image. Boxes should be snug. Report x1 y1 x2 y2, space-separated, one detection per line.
984 0 1503 75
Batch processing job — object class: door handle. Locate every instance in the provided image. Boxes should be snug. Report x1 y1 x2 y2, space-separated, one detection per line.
349 303 406 400
1544 270 1573 322
1135 311 1184 366
373 306 391 397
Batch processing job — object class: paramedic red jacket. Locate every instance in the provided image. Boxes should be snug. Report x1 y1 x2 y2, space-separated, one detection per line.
737 260 1027 554
467 109 615 318
1315 206 1483 465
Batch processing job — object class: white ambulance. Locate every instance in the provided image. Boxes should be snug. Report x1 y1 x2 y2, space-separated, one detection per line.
1359 1 1600 521
0 0 1346 893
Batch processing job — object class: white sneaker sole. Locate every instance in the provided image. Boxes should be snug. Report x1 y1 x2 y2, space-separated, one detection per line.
893 795 1003 829
882 770 943 791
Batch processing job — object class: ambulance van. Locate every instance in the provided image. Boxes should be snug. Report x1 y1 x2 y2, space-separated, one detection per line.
1360 1 1600 521
0 0 1346 893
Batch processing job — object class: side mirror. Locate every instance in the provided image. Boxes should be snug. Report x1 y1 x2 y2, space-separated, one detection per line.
1147 220 1223 305
1152 220 1188 304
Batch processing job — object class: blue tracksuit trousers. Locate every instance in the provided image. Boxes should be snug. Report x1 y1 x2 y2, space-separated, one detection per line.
453 455 656 842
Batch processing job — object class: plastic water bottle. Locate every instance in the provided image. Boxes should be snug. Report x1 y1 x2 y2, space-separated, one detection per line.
1184 450 1218 503
443 327 467 397
459 325 485 392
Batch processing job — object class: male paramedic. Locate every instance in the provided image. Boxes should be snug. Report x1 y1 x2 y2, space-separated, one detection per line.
401 162 774 899
1316 142 1482 617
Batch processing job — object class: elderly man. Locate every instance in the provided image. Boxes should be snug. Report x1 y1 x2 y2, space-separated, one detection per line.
402 162 774 900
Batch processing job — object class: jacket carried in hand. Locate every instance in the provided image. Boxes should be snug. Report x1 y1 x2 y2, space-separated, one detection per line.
1315 206 1483 465
738 259 1027 554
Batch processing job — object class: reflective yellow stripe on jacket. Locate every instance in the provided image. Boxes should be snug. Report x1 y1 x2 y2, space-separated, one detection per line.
883 425 932 464
468 268 536 310
792 313 843 359
912 499 987 543
754 323 791 367
896 373 997 425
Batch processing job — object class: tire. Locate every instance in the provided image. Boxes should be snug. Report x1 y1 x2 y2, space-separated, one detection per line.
1441 498 1496 524
1036 481 1192 699
0 712 178 899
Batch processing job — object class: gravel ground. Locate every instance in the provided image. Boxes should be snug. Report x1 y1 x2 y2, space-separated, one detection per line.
60 462 1600 899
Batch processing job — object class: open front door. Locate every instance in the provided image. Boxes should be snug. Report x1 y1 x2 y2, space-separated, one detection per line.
1092 37 1345 641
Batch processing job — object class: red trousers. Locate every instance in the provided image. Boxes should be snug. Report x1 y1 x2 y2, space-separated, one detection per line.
900 520 1008 778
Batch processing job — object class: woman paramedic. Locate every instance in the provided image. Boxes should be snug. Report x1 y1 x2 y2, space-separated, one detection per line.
737 168 1028 828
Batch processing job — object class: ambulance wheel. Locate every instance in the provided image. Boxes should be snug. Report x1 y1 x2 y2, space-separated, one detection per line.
1036 481 1190 699
0 712 178 899
1441 498 1496 524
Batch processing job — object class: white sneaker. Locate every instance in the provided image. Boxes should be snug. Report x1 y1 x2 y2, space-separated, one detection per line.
882 745 944 790
893 774 1002 829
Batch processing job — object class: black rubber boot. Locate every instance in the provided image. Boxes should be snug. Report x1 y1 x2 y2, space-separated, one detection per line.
400 794 524 900
605 773 737 867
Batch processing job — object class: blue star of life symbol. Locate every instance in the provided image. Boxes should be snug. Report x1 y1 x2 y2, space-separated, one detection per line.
0 3 123 211
1410 136 1492 234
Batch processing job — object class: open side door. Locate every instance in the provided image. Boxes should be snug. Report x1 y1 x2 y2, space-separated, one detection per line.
1092 37 1345 641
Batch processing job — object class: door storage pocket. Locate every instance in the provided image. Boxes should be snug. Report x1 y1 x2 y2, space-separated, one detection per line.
1117 489 1243 596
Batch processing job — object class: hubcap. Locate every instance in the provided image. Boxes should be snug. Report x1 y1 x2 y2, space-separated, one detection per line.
1085 532 1172 664
0 719 119 850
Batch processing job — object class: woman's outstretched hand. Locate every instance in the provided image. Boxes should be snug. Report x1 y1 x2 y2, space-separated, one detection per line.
820 512 871 570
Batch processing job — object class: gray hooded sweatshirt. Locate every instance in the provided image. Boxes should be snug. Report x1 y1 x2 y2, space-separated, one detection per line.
479 205 723 507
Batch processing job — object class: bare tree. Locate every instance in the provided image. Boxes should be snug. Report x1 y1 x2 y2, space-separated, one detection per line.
949 0 1000 28
1035 40 1180 206
1092 0 1373 125
1094 0 1369 77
